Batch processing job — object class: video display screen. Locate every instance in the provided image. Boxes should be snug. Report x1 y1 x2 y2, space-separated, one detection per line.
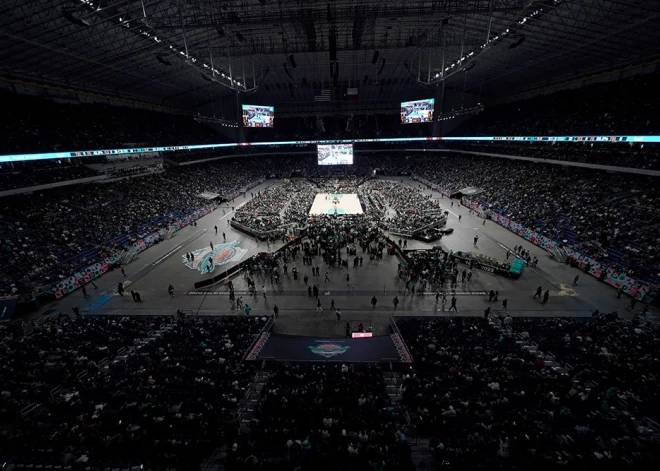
242 104 274 128
317 144 353 165
401 98 434 124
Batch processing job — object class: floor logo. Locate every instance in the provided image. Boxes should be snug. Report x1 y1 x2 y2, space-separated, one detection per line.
308 342 350 358
183 241 247 274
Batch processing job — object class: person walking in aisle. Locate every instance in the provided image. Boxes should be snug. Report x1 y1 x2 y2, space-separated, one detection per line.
121 267 126 277
330 299 335 310
316 298 323 313
325 271 331 283
244 304 251 315
222 232 226 242
371 296 377 308
335 309 341 321
534 286 542 299
273 305 279 318
168 285 175 298
262 286 267 298
81 285 88 298
473 235 479 246
542 290 549 305
448 296 458 312
484 306 491 319
393 296 399 309
500 299 508 313
573 275 579 286
214 225 218 234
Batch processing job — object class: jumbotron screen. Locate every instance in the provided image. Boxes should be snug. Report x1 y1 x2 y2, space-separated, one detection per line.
241 104 274 128
317 144 353 165
401 98 434 124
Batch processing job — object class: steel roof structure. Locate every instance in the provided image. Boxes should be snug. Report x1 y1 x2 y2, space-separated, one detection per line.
1 0 659 116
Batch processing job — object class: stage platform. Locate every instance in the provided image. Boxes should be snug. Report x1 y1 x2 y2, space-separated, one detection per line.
309 193 364 216
245 332 412 363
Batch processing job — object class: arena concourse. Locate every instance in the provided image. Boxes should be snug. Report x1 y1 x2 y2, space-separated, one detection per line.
1 1 660 470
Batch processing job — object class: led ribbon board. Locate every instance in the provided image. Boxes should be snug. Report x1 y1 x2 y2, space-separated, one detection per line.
2 135 659 163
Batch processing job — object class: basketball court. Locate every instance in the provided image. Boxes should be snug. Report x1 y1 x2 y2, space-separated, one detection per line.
308 193 364 215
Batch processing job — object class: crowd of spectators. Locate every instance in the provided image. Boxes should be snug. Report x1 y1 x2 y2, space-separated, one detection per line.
0 159 264 297
0 164 99 191
442 142 660 170
0 91 229 154
410 154 660 286
361 180 445 235
396 316 660 469
454 73 660 137
0 314 266 470
233 363 413 470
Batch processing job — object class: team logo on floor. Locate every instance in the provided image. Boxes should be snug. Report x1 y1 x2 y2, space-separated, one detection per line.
308 342 350 358
183 241 247 274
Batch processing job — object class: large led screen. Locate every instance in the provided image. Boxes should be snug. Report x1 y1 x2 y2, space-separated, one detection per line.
401 98 434 124
317 143 353 165
242 104 274 128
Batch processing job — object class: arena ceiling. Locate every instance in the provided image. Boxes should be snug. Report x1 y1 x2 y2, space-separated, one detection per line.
1 0 659 116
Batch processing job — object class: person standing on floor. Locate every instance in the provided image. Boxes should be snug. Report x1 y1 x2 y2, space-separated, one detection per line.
81 285 88 298
168 285 175 298
117 282 124 297
244 304 251 315
371 296 377 308
214 225 218 234
273 305 279 318
330 299 335 310
573 275 579 286
484 306 491 319
393 296 399 309
121 267 126 277
262 286 267 298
